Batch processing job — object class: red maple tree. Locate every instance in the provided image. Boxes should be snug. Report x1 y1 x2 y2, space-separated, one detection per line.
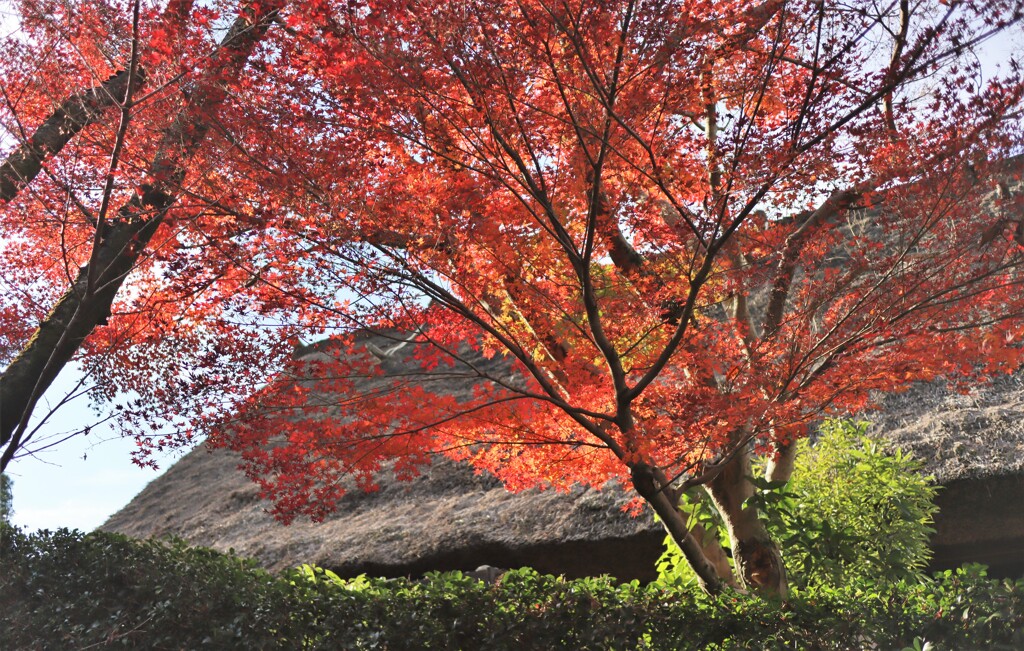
214 0 1024 597
3 0 1024 597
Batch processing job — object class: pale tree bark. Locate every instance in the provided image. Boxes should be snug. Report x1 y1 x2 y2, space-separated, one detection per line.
630 462 730 594
0 1 285 469
765 441 798 483
706 445 788 598
687 519 736 585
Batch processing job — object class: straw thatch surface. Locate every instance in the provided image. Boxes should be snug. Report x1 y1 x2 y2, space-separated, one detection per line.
101 443 665 580
101 328 1024 580
101 332 666 581
869 375 1024 574
871 373 1024 483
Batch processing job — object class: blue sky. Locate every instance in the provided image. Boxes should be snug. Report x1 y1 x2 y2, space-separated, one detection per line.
7 433 170 531
6 366 179 532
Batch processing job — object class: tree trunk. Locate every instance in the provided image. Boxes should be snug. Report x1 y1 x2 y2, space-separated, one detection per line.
0 194 169 467
0 68 144 204
0 2 283 468
765 438 798 483
630 463 731 594
687 518 737 586
706 445 788 598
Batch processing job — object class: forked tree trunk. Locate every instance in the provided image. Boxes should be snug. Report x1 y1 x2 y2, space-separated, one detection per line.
706 445 788 598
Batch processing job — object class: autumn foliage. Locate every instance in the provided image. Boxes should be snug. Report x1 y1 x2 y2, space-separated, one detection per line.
2 0 1024 597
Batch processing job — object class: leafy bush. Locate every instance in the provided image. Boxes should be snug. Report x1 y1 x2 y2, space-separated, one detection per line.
0 526 311 649
766 419 938 588
0 473 11 524
2 525 1023 649
656 420 938 591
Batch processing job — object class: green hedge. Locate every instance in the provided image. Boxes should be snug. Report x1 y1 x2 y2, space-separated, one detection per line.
2 526 1022 650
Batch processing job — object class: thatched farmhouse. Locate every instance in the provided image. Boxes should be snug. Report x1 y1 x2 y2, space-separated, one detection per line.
102 331 667 582
101 330 1024 582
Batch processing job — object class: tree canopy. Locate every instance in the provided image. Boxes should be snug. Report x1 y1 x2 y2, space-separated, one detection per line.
1 0 1023 597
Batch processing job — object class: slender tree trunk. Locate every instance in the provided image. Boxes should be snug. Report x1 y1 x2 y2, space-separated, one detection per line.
0 2 283 469
630 463 732 594
706 445 788 598
687 518 736 585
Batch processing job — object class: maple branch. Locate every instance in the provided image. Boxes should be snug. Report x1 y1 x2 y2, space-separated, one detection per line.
88 0 145 296
700 58 728 231
883 0 910 136
780 172 1024 403
418 27 581 265
719 0 786 53
628 247 718 400
360 245 624 442
761 188 863 339
721 11 982 349
4 364 95 461
1 0 146 469
578 53 635 414
471 11 553 204
381 19 640 408
539 37 652 275
586 1 643 277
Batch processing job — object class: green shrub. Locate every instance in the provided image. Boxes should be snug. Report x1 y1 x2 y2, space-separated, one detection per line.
768 419 938 588
656 419 938 591
2 525 1023 649
0 473 12 524
0 427 1013 650
0 526 310 649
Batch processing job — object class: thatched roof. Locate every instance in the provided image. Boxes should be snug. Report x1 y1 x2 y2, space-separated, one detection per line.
871 373 1024 483
100 444 664 580
101 331 665 581
866 374 1024 575
101 327 1024 580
